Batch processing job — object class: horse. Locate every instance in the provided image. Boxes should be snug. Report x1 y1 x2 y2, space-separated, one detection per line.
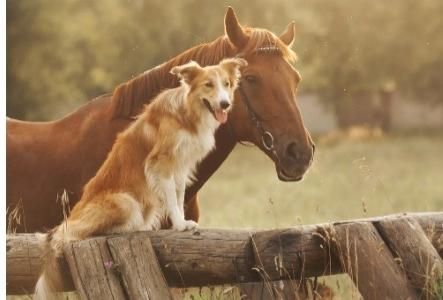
7 7 315 233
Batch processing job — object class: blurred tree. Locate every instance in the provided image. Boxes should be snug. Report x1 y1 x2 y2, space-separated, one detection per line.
6 0 443 121
294 0 443 126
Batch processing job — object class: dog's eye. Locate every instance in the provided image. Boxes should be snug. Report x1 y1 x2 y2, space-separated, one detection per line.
224 81 230 87
204 81 214 88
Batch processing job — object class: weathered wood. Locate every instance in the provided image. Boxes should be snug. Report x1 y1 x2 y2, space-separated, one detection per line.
64 237 127 300
335 212 443 257
6 234 44 294
251 226 342 281
149 229 257 287
107 234 173 300
6 212 443 295
376 217 443 298
324 222 418 300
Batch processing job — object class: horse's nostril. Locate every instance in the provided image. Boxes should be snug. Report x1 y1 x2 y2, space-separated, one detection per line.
220 100 230 109
286 142 299 160
312 143 316 154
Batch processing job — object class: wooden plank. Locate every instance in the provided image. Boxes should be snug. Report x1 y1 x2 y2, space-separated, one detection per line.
107 233 173 300
335 212 443 257
376 217 443 298
149 229 257 287
6 234 75 294
63 237 127 300
322 222 418 300
251 226 342 280
7 213 443 295
249 226 340 300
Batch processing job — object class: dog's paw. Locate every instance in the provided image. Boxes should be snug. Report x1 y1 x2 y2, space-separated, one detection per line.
172 220 198 231
183 220 198 231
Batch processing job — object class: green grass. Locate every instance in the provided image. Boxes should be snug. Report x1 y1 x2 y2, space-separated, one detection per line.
198 133 443 229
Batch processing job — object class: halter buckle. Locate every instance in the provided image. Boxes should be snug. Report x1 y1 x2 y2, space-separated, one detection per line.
261 131 274 151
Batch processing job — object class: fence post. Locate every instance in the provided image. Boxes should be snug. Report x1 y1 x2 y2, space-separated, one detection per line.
376 217 443 298
321 222 419 300
64 234 173 300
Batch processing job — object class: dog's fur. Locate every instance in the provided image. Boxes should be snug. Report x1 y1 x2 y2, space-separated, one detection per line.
34 57 247 299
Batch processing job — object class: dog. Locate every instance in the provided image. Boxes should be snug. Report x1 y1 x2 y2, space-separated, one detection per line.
34 57 247 299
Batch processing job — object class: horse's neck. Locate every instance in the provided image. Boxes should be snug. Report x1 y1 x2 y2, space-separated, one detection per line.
185 125 237 200
111 36 235 119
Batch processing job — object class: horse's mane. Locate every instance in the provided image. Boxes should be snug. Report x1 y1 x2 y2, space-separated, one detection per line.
110 28 296 118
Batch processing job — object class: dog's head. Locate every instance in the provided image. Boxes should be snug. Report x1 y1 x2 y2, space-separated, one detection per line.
171 58 247 124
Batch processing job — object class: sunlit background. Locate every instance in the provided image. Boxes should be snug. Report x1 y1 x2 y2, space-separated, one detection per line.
6 0 443 298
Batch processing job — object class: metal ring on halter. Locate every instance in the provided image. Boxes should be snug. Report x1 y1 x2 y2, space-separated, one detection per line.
261 131 274 151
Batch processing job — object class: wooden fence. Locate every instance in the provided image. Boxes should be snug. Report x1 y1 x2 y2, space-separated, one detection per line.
7 212 443 299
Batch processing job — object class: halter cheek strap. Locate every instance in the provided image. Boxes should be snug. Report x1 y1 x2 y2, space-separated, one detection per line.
237 83 275 151
232 47 283 160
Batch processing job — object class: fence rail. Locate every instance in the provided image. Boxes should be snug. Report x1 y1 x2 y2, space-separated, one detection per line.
7 212 443 299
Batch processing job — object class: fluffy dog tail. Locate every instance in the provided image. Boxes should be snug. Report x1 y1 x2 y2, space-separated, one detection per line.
34 228 66 300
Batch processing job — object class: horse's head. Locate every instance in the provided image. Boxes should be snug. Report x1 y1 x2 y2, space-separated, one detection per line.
225 8 315 182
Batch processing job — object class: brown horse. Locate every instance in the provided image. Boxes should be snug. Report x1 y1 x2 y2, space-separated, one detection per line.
7 7 314 233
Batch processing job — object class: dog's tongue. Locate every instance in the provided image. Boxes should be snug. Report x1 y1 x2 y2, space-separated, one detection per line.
214 109 228 124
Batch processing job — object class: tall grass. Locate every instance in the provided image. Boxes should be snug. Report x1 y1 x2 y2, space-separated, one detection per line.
199 133 443 229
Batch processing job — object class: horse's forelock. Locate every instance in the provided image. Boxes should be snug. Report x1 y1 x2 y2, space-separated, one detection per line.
243 28 297 62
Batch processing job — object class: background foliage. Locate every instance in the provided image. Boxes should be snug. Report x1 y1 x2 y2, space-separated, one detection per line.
7 0 443 120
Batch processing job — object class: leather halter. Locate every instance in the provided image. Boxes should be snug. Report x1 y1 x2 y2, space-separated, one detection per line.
234 46 282 157
237 82 275 152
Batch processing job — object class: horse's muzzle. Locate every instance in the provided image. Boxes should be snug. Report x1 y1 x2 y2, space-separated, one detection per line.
275 141 315 182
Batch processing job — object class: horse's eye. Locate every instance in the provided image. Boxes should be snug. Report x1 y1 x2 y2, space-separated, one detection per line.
224 81 230 87
205 81 214 88
244 75 257 84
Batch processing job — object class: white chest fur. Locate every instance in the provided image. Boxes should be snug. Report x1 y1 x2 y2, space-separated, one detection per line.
174 125 216 169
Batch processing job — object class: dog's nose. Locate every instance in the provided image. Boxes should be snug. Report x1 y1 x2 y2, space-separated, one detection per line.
220 100 230 109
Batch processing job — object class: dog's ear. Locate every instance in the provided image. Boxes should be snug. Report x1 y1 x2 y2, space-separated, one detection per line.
219 58 248 82
170 61 203 85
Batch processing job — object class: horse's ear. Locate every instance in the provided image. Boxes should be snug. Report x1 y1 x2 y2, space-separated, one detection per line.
225 7 248 49
170 61 202 85
220 58 248 83
279 21 296 47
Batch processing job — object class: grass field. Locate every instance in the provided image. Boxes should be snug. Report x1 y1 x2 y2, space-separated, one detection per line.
198 133 443 229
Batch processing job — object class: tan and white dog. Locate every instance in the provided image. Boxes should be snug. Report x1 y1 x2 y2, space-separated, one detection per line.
34 57 247 299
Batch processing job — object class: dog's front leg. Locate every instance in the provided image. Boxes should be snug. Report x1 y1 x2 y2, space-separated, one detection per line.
174 173 187 219
162 176 197 231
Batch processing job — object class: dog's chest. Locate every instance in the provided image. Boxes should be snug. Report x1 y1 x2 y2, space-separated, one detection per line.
175 129 215 164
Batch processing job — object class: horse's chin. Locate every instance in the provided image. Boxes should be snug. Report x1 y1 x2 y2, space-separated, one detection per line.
276 165 303 182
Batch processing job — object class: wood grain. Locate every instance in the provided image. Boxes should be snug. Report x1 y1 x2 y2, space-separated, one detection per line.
324 222 418 300
107 233 173 300
6 212 442 295
376 217 443 298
